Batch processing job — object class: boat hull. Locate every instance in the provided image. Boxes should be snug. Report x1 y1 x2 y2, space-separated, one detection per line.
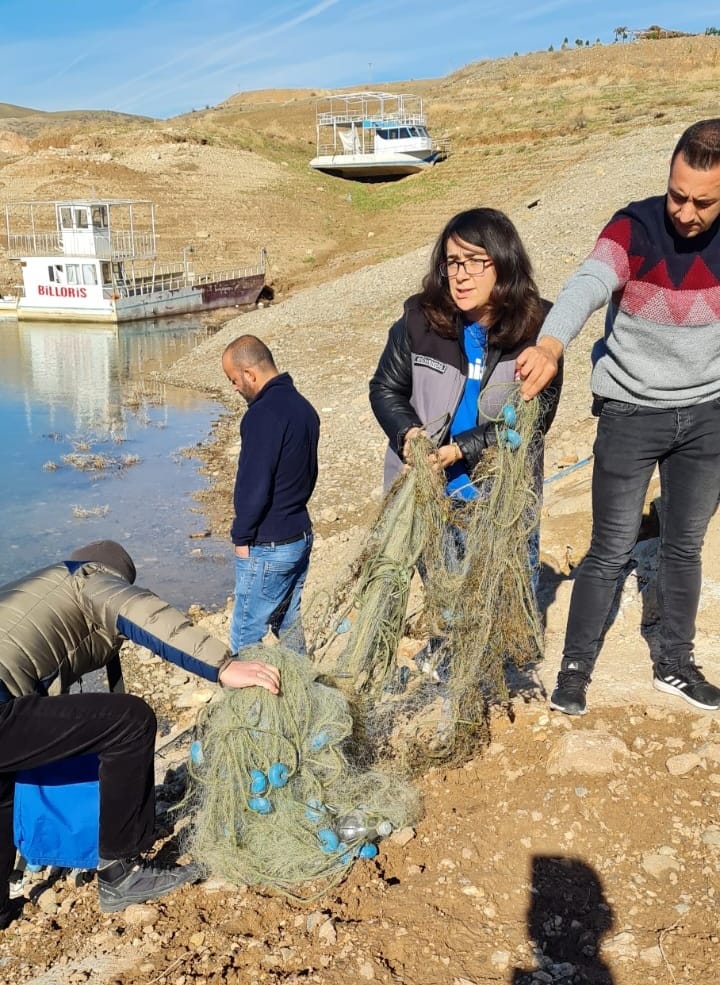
309 153 438 180
11 273 266 324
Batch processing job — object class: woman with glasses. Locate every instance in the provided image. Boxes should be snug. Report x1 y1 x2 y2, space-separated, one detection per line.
370 206 562 497
369 208 563 686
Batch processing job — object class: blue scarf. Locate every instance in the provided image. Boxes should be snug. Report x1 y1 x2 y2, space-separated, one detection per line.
445 322 487 501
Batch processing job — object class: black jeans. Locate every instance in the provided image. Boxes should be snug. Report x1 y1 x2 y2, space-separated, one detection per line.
0 692 157 906
563 397 720 676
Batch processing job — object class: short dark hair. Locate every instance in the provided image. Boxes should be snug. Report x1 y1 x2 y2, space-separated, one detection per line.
671 119 720 170
419 207 544 349
223 334 276 370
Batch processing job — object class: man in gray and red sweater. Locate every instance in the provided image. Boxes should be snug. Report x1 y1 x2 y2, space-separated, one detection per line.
516 118 720 715
222 335 319 656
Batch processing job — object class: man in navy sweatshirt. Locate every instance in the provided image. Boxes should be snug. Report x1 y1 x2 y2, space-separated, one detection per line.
516 118 720 715
222 335 320 655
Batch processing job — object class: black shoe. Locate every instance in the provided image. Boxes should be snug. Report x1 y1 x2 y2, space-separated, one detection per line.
549 669 590 716
97 857 203 914
653 663 720 711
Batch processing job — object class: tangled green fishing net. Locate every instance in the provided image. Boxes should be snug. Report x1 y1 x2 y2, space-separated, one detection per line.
422 392 546 759
336 389 546 765
187 644 421 899
311 433 449 697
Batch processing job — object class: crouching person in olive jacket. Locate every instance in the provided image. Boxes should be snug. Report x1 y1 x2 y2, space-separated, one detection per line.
0 540 279 926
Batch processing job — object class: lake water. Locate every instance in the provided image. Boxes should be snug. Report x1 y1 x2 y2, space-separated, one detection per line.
0 316 234 610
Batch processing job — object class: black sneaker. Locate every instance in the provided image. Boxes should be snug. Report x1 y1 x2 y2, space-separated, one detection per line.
97 857 203 913
549 669 590 716
653 663 720 711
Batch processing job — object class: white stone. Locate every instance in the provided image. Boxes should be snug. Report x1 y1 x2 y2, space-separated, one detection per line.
546 730 630 775
665 753 702 776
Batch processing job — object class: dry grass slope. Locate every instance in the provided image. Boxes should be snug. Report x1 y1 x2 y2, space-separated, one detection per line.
1 37 718 297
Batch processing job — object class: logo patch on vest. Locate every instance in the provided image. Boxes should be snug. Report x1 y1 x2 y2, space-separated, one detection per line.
413 355 446 373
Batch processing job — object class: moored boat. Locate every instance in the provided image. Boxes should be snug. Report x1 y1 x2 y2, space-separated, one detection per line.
309 91 445 181
1 199 267 323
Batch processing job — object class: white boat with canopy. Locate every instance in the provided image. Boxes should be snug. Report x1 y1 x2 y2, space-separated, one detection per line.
309 91 444 180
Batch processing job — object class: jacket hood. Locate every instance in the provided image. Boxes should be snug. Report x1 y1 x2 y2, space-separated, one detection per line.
69 540 136 584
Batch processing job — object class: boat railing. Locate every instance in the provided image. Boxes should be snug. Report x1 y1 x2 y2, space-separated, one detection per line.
316 111 427 127
7 232 62 259
115 261 266 298
6 229 156 260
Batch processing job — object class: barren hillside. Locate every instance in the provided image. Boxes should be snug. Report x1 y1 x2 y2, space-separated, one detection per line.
1 37 719 297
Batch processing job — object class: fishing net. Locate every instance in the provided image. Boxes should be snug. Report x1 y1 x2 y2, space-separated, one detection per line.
318 434 449 697
420 391 545 762
185 388 544 895
186 644 421 901
334 388 546 768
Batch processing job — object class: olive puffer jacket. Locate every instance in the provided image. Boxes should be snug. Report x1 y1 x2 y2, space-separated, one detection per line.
0 555 230 700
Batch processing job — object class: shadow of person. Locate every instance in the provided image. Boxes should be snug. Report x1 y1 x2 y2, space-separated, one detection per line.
511 855 615 984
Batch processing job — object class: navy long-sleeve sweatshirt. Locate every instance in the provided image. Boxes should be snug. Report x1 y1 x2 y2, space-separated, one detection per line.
230 372 320 546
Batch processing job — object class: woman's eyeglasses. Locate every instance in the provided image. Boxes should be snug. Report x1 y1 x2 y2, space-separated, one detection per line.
439 257 494 278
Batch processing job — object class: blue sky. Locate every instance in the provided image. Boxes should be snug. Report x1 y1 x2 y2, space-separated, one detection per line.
1 1 718 119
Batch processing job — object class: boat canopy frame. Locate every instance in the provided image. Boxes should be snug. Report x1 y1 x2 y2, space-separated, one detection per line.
314 91 429 158
4 199 158 262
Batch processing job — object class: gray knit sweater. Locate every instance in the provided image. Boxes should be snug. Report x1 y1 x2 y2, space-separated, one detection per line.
539 194 720 407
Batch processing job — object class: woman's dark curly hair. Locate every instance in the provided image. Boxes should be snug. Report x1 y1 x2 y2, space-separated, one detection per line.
419 207 544 348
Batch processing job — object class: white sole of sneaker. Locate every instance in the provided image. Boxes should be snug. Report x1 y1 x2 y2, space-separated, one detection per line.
653 678 720 711
549 699 588 716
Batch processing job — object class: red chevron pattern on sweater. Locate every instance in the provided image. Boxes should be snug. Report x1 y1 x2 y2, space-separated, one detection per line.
588 201 720 326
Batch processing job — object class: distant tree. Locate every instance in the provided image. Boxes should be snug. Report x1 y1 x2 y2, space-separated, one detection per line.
613 26 628 42
561 36 569 50
585 39 590 46
548 44 555 51
705 26 720 35
595 37 602 44
575 38 584 47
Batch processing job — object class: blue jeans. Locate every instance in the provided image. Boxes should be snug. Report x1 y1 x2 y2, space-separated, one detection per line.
563 397 720 676
230 531 313 655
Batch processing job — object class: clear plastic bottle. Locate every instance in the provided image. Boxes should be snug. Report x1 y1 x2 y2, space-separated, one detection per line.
333 809 392 843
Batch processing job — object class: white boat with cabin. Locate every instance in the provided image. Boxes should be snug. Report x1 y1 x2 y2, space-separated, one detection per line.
309 91 444 180
0 199 267 323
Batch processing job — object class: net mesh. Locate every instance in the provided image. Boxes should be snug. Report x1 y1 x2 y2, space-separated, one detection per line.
186 388 544 893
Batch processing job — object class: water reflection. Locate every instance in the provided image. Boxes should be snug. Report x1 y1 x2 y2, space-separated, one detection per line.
0 317 232 610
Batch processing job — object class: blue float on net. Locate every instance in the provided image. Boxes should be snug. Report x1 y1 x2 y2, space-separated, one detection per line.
305 799 325 822
189 740 204 766
268 762 289 788
501 403 517 428
359 842 379 859
503 428 522 450
317 828 340 853
249 769 268 795
336 617 351 634
248 796 272 815
310 731 330 752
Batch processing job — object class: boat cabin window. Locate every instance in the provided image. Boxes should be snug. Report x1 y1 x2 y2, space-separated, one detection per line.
48 264 65 284
82 264 98 285
376 127 413 140
58 207 91 230
66 264 80 285
91 206 108 229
